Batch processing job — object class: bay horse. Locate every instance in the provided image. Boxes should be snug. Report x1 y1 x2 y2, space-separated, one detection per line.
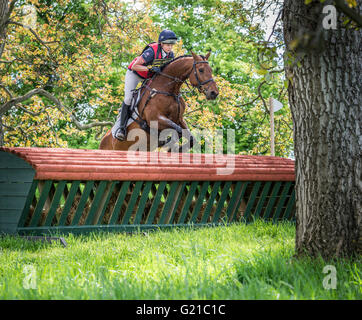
99 51 219 151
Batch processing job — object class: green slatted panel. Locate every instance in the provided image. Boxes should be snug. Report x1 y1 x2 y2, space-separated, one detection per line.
146 181 167 224
225 181 243 222
17 180 38 228
199 183 213 221
201 181 221 223
211 181 232 223
29 180 53 227
178 181 198 224
243 182 262 222
161 183 169 204
121 181 143 225
190 181 209 223
283 187 295 221
231 182 249 222
71 181 95 225
253 182 272 220
58 181 81 226
44 180 67 226
96 181 117 225
84 181 108 225
159 181 181 225
273 182 292 223
263 182 282 220
167 182 186 224
133 181 153 225
109 181 131 225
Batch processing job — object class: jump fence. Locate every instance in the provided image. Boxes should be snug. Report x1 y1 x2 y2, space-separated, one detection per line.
0 147 295 235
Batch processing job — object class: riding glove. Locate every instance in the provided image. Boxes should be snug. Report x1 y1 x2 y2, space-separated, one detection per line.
150 66 161 74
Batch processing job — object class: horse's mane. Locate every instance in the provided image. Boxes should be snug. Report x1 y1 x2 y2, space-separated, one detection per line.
160 53 208 71
160 55 192 71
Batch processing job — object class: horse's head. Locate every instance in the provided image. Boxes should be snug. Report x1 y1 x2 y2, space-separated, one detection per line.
189 51 219 100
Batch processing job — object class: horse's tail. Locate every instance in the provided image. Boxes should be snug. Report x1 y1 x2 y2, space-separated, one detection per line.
99 129 113 150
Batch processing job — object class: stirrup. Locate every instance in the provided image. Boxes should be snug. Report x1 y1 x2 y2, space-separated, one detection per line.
115 127 127 141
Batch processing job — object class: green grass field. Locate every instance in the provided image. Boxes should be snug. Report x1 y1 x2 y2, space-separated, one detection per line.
0 220 360 300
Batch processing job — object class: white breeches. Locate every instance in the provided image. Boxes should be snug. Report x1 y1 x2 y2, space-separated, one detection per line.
124 69 143 105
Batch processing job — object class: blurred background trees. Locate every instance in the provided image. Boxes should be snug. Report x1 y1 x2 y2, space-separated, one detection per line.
1 0 293 157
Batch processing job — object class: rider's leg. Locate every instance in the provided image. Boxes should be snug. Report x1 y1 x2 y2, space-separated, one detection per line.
115 101 130 140
115 70 142 140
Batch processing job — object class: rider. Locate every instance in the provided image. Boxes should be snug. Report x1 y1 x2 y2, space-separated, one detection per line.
114 29 178 140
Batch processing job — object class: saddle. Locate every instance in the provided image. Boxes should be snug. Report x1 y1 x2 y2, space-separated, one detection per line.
126 88 143 127
111 82 148 139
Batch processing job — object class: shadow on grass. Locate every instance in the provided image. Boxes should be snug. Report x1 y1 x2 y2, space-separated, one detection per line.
0 235 64 252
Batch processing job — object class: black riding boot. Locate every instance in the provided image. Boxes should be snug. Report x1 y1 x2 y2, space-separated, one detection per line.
115 102 130 141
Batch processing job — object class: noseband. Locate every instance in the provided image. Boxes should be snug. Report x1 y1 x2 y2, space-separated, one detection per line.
192 61 215 92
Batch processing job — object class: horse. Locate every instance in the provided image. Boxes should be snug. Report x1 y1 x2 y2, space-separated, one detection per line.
99 51 219 151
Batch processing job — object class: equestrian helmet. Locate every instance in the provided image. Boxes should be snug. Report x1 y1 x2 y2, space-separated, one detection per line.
158 30 177 44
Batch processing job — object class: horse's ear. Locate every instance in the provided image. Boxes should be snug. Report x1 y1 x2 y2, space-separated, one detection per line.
205 51 211 60
191 51 199 61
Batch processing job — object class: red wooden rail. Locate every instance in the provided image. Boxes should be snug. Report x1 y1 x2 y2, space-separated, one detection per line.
1 147 295 181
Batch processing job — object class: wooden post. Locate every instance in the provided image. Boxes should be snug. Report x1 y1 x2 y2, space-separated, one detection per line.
269 97 275 156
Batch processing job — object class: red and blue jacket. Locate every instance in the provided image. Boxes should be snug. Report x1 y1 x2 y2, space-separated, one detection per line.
128 42 174 79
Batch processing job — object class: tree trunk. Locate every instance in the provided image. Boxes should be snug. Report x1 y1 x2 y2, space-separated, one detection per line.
283 0 361 259
0 0 11 60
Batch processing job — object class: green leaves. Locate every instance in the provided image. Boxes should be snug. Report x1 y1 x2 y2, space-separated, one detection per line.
151 0 293 156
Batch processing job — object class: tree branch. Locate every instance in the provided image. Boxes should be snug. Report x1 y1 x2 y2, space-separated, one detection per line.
235 80 270 112
18 105 46 117
0 88 113 130
267 9 283 43
334 0 362 27
7 20 53 54
44 109 62 147
0 84 13 99
258 80 269 113
7 0 18 17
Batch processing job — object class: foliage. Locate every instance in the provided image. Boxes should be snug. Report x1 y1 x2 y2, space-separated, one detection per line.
1 0 160 147
153 0 293 156
1 0 294 157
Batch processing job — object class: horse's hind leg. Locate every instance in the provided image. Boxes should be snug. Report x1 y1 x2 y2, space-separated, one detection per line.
99 130 113 150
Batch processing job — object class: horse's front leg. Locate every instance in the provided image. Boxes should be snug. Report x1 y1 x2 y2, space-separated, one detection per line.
179 118 195 150
155 116 185 152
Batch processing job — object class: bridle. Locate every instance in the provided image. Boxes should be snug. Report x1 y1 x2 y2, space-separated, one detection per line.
192 61 215 92
154 59 215 91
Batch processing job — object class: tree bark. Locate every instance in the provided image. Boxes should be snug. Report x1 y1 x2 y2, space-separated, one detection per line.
0 0 8 60
283 0 361 259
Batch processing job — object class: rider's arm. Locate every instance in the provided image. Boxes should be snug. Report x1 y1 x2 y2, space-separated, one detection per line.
131 56 149 72
131 47 155 72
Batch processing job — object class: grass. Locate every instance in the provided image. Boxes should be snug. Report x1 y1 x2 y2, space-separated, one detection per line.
0 220 360 300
